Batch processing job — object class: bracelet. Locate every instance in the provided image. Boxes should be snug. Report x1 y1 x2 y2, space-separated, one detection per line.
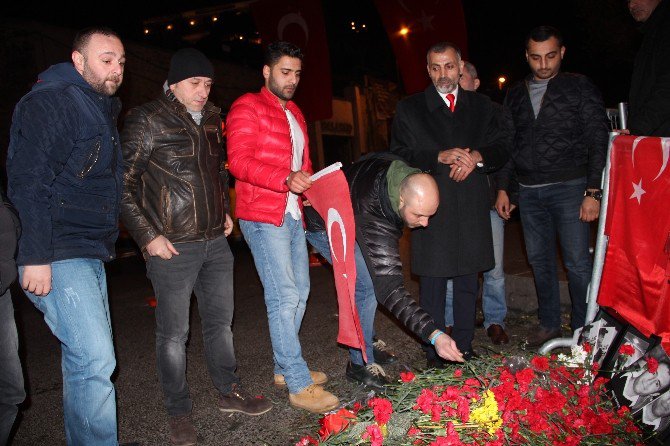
429 330 445 346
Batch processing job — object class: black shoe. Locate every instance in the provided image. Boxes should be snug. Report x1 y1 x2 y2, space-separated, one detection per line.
218 383 273 416
425 357 448 369
372 339 398 365
462 350 480 361
346 362 390 391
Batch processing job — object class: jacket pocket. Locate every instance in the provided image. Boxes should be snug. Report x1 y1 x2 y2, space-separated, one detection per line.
56 191 116 231
160 186 172 233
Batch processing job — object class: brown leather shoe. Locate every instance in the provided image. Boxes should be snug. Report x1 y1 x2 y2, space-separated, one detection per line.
288 384 339 414
218 384 273 416
487 324 510 345
169 414 197 446
527 327 562 348
274 371 328 387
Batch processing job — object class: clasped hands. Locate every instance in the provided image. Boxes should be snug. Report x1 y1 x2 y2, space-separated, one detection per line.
437 148 482 182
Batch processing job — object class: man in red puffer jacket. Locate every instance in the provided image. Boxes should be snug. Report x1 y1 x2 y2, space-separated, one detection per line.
227 41 339 414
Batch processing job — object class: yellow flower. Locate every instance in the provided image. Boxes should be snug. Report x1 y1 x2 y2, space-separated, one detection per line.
469 390 502 435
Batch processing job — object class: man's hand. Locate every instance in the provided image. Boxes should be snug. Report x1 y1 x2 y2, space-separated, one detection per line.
439 148 482 182
224 213 234 237
437 148 475 167
580 196 600 222
22 264 52 297
146 235 179 260
287 170 313 194
495 190 517 220
433 332 465 362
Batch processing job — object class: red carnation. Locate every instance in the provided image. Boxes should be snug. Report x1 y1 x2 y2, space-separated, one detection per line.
619 344 635 356
368 397 393 425
400 371 416 383
531 355 550 371
361 424 384 446
647 357 659 373
317 408 356 440
582 342 593 353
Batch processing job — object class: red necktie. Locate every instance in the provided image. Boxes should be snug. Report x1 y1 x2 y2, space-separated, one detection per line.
447 93 456 112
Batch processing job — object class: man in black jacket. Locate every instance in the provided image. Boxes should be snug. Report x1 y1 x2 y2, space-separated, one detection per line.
496 26 608 347
0 185 25 445
306 154 464 373
120 48 271 446
390 42 509 366
627 0 670 136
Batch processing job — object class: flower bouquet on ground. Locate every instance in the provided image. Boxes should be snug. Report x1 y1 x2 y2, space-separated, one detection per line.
297 352 655 446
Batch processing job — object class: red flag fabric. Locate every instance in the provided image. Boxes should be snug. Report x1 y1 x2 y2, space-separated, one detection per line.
303 169 366 361
251 0 333 121
372 0 468 94
598 136 670 351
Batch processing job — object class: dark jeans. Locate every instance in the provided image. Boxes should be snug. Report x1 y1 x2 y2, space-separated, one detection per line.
519 178 592 331
146 235 239 417
0 289 25 445
420 274 478 357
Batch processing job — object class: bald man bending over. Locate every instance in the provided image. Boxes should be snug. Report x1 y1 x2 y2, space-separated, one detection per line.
306 154 462 382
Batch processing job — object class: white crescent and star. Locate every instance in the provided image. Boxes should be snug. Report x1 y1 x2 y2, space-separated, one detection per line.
327 208 346 263
629 179 646 204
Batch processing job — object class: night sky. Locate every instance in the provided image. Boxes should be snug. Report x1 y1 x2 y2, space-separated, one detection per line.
3 0 641 106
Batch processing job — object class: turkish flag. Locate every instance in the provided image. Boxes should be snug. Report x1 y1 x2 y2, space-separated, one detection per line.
598 136 670 351
251 0 333 121
372 0 468 94
303 169 366 361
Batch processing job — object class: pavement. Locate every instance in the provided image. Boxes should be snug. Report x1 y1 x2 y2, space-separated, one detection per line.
7 218 592 445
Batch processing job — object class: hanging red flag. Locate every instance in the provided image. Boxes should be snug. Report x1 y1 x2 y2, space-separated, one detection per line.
598 136 670 351
251 0 333 121
304 165 366 361
372 0 468 94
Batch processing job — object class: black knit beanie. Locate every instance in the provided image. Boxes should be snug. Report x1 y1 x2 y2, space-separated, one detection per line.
167 48 214 85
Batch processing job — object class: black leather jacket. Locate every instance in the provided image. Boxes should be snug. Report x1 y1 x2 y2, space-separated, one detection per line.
500 72 608 194
120 90 229 249
306 154 437 341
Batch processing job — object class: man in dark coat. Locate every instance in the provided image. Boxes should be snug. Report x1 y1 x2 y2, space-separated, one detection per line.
627 0 670 136
390 42 509 366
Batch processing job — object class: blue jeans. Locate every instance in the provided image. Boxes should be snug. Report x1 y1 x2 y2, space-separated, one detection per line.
20 259 117 445
0 289 25 445
146 235 239 417
518 178 591 331
446 210 507 329
240 216 312 394
305 230 376 366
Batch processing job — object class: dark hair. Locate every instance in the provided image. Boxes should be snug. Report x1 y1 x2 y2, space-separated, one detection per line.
525 25 563 49
73 26 120 53
426 41 461 64
264 41 304 67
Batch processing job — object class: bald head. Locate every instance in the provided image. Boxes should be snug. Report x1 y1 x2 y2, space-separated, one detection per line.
398 173 439 228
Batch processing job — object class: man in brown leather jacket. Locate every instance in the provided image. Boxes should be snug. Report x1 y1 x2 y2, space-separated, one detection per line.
120 48 271 446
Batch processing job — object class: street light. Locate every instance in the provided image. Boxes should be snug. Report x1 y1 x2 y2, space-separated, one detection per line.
399 26 409 36
498 76 507 90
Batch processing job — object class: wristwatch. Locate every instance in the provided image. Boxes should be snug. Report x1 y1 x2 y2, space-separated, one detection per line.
584 189 603 201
